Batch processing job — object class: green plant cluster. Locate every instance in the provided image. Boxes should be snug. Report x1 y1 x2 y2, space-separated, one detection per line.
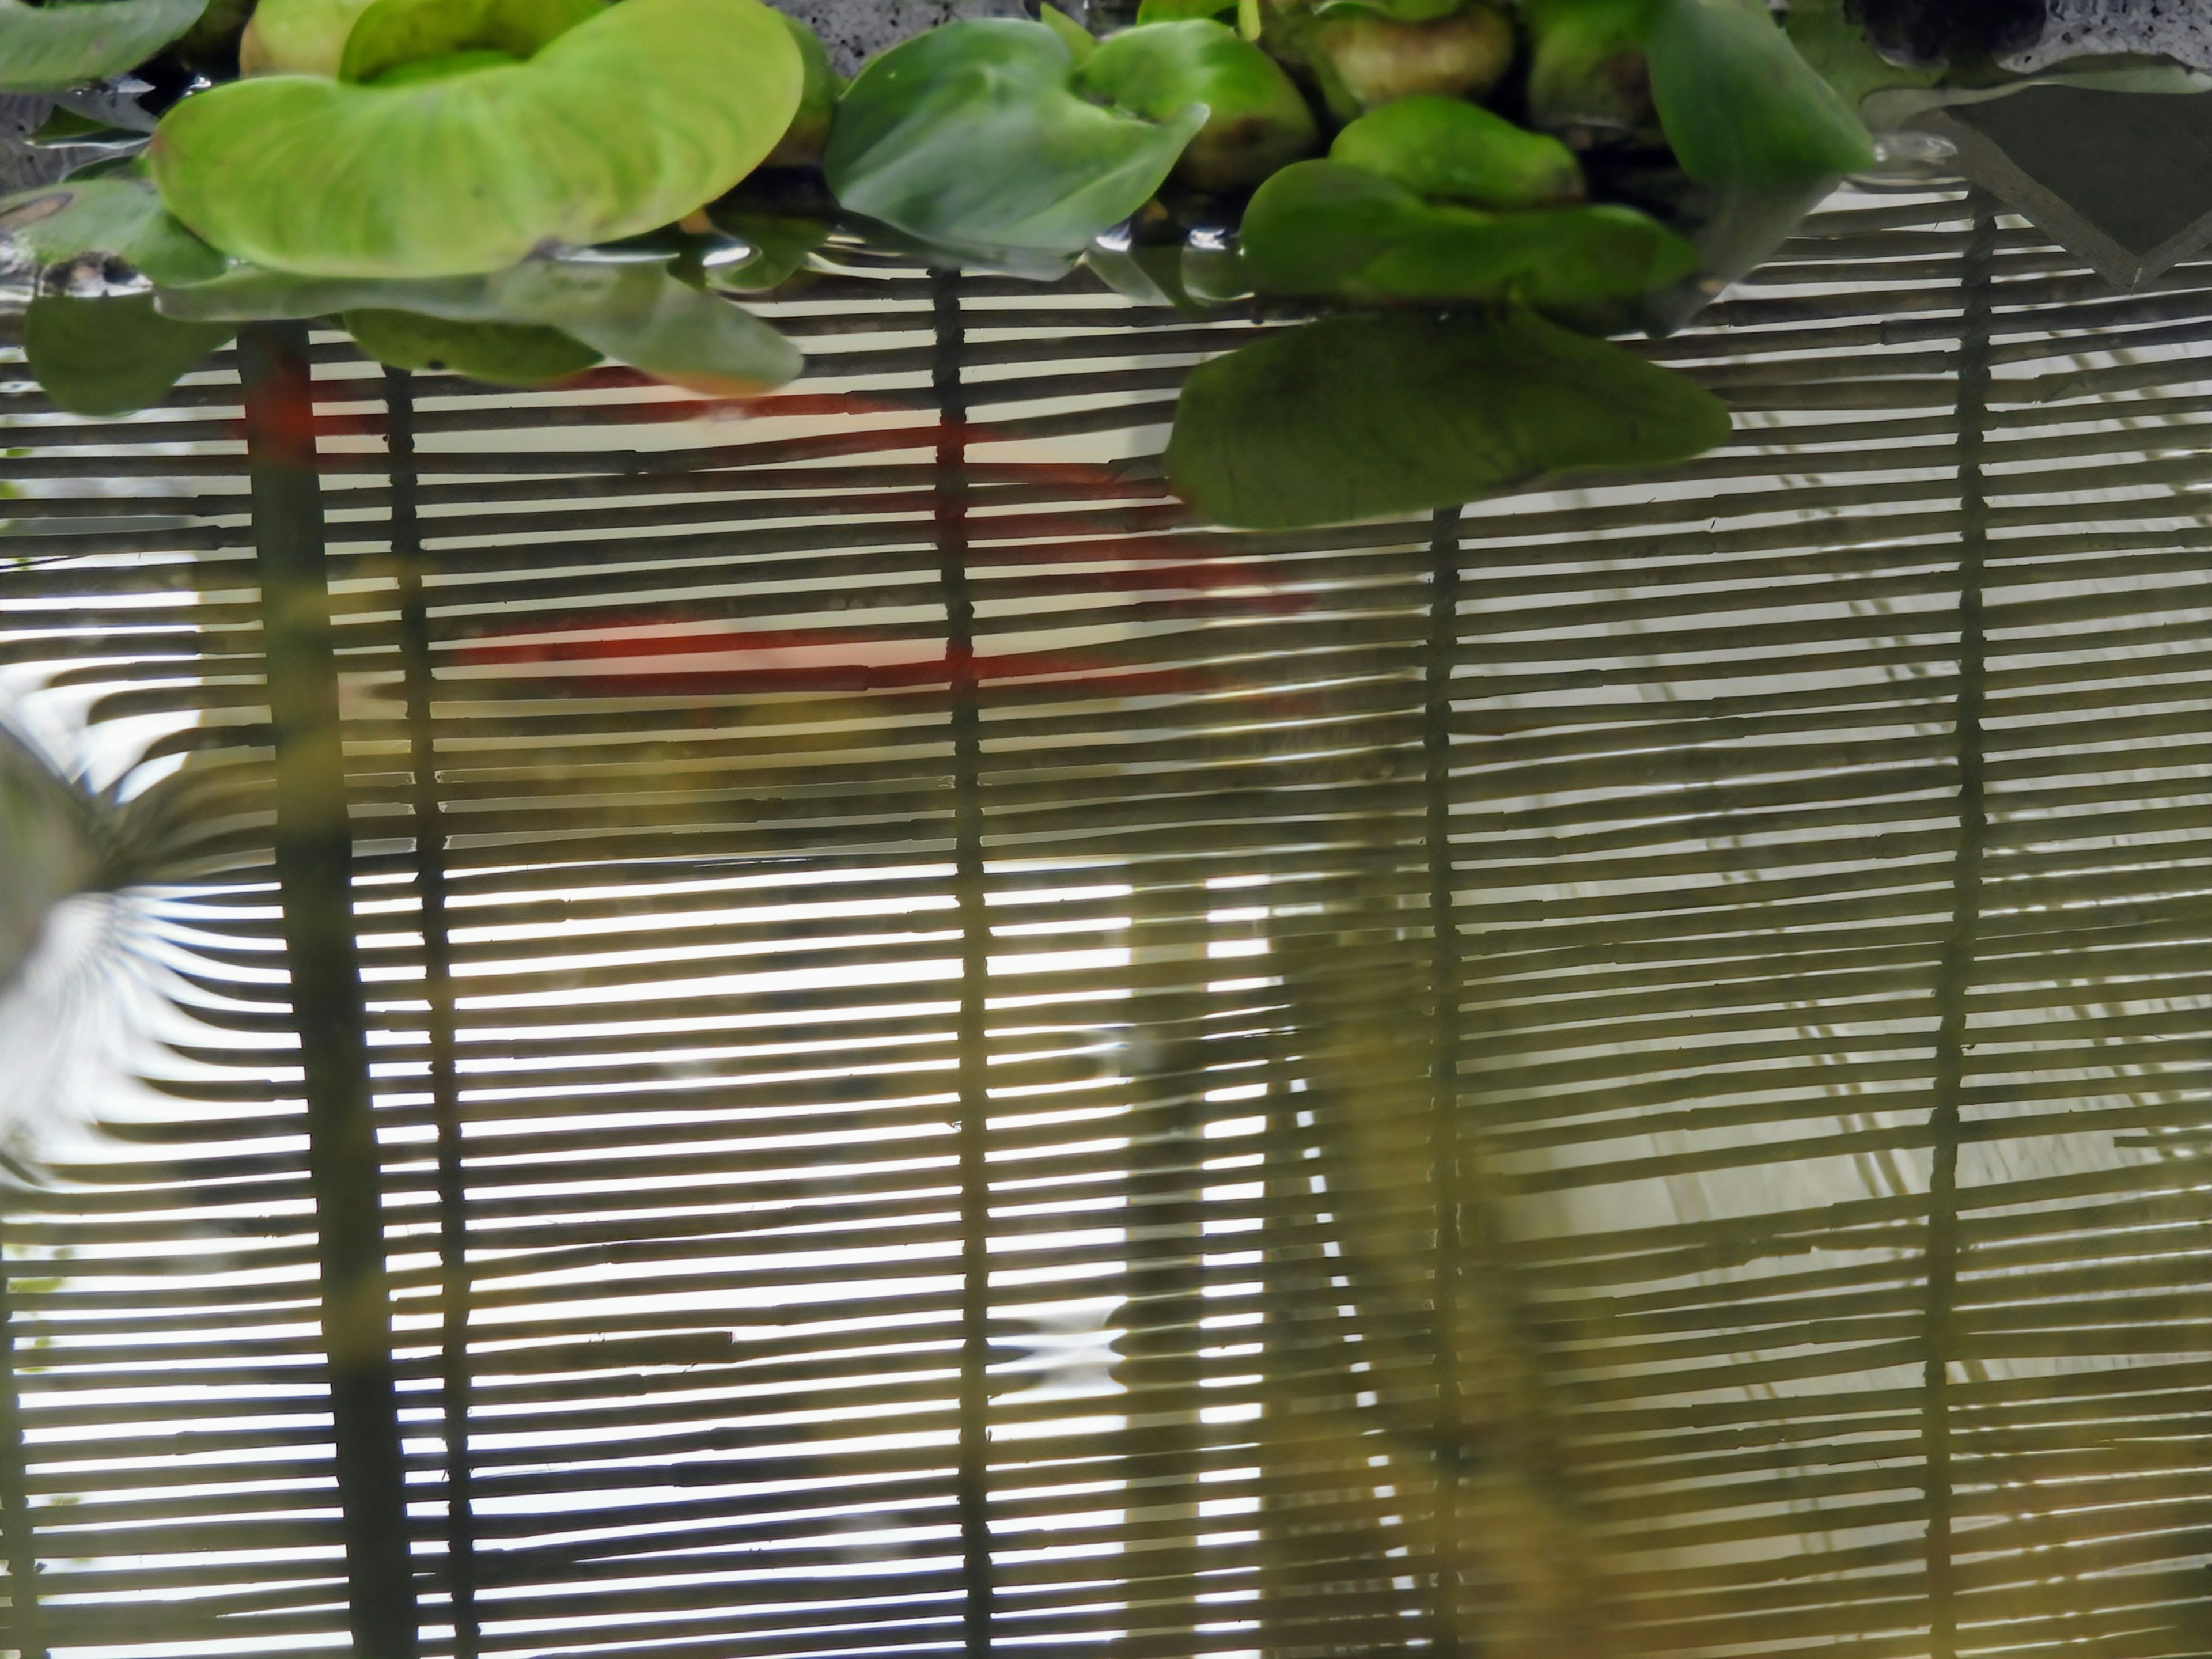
0 0 2008 525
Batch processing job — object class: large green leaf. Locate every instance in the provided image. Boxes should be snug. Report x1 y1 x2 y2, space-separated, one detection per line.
24 293 232 415
1647 0 1872 187
0 175 226 283
342 308 600 385
150 0 802 277
1164 308 1730 528
1240 158 1693 306
0 0 205 92
823 19 1205 260
237 0 377 74
159 258 804 392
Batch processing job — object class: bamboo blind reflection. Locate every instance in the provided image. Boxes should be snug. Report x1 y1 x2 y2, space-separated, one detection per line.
2 180 2211 1659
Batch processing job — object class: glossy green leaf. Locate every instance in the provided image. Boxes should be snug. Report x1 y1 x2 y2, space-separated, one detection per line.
24 293 231 415
699 207 830 293
824 19 1205 260
158 257 804 393
1330 96 1584 209
1036 2 1093 64
0 175 226 283
342 308 600 385
1075 20 1316 192
151 0 803 277
1164 308 1730 528
339 0 603 82
1647 0 1873 187
1240 158 1692 305
1781 0 1940 112
0 0 205 91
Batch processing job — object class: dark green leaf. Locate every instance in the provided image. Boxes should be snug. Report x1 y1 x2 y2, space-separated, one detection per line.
24 293 231 415
341 308 600 384
823 19 1204 260
1647 0 1873 187
1132 0 1234 21
0 0 206 92
1164 307 1731 528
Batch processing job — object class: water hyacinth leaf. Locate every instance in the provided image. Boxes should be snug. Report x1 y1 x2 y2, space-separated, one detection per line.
24 293 232 416
824 20 1205 259
1074 20 1316 191
0 176 226 283
238 0 378 74
1331 96 1584 208
1520 0 1656 139
0 0 206 92
152 0 803 277
339 0 604 81
158 259 804 392
1238 157 1425 293
1363 202 1696 304
1300 3 1515 120
1240 158 1692 305
1164 308 1730 528
341 308 600 384
1036 2 1092 65
1647 0 1873 187
699 207 830 293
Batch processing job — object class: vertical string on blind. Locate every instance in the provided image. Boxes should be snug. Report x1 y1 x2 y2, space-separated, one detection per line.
240 321 418 1658
0 1238 43 1659
1922 192 1998 1659
1423 504 1465 1657
387 361 480 1658
933 267 997 1659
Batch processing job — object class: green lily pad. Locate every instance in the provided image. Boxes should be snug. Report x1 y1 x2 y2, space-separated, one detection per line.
824 18 1206 260
0 0 206 92
1240 158 1693 306
0 175 227 284
342 308 600 385
24 293 232 416
151 0 803 278
1647 0 1873 187
1164 308 1731 529
158 257 804 393
1074 19 1316 192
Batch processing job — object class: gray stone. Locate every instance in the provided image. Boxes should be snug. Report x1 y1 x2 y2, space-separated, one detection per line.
2002 0 2212 73
0 95 62 196
772 0 1035 77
